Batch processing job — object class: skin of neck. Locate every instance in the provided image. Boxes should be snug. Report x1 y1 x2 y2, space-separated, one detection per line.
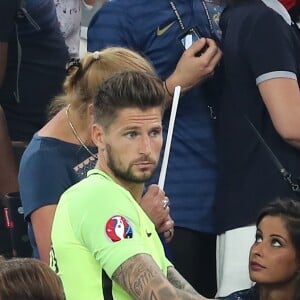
258 276 299 300
67 104 94 146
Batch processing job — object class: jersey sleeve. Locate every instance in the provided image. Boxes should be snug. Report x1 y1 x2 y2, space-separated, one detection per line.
0 0 19 42
242 10 298 84
68 183 154 278
19 148 72 220
87 1 138 52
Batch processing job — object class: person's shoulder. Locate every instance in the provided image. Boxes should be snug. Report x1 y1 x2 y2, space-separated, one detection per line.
22 135 72 158
227 0 289 20
100 0 142 9
225 0 291 34
99 0 159 14
60 169 132 211
19 135 73 174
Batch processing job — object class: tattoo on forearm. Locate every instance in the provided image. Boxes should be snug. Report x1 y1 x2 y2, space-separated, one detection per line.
113 254 160 298
167 267 199 295
112 254 205 299
131 264 157 296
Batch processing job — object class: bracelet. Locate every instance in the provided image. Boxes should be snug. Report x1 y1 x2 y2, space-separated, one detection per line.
164 80 173 97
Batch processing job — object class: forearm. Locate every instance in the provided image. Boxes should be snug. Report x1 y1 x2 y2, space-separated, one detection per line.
31 204 57 264
112 253 207 299
167 266 200 295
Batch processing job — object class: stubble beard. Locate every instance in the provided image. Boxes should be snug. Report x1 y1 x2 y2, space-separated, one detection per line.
106 144 157 184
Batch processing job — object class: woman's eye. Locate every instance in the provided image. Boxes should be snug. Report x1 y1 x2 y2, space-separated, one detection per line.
255 234 262 243
271 239 282 247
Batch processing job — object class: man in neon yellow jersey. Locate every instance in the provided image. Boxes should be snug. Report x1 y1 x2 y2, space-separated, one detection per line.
50 71 208 300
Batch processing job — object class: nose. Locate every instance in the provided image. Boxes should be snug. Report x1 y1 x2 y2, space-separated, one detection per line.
251 242 264 258
139 135 151 155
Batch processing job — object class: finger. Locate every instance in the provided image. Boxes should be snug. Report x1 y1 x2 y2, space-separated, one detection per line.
186 38 207 55
162 197 170 209
157 217 174 233
209 47 222 68
200 39 219 60
146 184 160 197
163 228 174 243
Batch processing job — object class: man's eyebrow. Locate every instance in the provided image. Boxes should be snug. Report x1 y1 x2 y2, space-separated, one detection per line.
122 126 140 131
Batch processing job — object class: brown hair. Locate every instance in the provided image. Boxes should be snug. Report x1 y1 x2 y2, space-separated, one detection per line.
0 257 65 300
48 47 156 118
94 70 166 129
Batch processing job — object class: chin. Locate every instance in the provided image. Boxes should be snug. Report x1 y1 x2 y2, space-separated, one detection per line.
249 274 272 285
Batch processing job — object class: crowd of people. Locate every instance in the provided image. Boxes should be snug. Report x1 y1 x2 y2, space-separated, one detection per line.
0 0 300 299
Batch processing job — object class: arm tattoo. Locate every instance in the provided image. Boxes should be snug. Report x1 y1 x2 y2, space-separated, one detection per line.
167 266 199 295
112 254 162 298
112 254 207 299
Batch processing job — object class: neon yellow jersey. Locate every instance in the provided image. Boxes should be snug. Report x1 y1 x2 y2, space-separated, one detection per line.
50 169 172 300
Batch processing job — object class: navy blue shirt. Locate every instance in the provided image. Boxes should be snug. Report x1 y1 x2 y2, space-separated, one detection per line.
0 0 69 140
215 0 300 233
19 134 97 258
88 0 223 233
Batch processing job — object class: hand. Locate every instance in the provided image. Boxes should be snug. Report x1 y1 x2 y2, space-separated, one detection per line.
162 214 175 243
166 38 222 97
140 184 174 238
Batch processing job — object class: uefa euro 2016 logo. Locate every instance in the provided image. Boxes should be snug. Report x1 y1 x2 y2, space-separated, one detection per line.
105 215 133 242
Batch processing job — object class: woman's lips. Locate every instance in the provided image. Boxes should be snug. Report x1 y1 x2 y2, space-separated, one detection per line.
250 261 265 271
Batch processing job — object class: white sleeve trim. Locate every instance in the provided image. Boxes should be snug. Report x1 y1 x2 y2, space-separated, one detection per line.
260 0 292 25
256 71 297 85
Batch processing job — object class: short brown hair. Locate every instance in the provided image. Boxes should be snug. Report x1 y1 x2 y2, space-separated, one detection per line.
93 70 166 129
0 257 65 300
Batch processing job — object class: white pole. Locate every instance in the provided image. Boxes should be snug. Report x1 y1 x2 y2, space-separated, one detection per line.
158 86 181 190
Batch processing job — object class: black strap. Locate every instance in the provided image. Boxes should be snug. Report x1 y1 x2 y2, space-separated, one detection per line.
245 115 300 193
102 270 113 300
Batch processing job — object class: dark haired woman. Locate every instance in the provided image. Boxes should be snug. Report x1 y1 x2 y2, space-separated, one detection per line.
222 198 300 300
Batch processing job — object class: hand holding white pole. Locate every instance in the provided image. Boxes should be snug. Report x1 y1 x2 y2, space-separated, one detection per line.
158 86 181 190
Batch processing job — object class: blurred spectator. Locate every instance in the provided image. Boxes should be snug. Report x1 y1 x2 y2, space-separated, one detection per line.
0 256 65 300
0 0 69 141
279 0 300 23
54 0 96 58
0 106 18 197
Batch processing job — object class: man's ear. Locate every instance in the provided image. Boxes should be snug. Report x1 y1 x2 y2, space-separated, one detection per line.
91 123 105 150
